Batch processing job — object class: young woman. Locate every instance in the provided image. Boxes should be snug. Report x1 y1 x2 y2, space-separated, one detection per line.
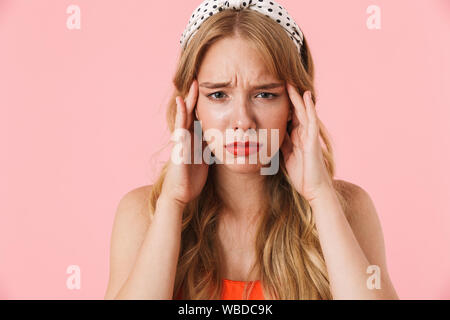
104 0 399 300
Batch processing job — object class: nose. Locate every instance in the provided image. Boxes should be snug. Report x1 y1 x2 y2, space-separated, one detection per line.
230 96 257 133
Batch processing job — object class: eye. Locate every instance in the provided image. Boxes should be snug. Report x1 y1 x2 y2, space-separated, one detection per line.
207 92 227 100
256 92 278 99
206 91 279 101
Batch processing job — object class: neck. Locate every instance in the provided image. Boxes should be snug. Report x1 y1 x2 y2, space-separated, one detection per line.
212 164 267 224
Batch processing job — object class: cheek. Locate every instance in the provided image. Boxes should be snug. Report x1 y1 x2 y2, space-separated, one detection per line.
196 108 228 131
261 96 291 121
257 108 289 150
195 104 228 152
258 105 290 130
265 125 287 151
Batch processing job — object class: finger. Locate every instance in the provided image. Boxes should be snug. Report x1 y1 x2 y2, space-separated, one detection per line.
175 96 187 130
184 80 199 129
185 79 198 113
201 139 213 165
171 97 189 164
303 91 319 138
287 83 309 128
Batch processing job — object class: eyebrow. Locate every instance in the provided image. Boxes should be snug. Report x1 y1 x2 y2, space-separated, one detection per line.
199 81 284 90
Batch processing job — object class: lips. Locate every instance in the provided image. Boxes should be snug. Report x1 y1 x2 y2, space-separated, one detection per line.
225 141 262 156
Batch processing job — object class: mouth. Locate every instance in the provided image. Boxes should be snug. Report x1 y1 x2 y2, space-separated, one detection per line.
225 141 262 157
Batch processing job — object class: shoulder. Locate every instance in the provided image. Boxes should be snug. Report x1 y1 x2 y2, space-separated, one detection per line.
111 183 154 246
105 184 153 299
332 179 367 203
332 179 384 261
112 184 154 248
116 184 153 219
332 179 374 223
332 179 399 299
332 179 387 267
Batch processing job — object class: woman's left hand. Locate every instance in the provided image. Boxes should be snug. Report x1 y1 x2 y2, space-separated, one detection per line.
280 83 334 203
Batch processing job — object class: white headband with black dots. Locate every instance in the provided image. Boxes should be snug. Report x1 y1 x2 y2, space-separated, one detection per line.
180 0 304 55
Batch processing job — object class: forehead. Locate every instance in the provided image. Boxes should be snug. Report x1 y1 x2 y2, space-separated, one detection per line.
197 36 277 82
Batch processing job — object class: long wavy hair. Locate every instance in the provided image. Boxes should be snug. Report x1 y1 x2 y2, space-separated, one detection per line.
146 9 348 299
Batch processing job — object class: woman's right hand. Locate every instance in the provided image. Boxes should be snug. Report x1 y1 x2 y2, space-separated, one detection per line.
160 79 211 207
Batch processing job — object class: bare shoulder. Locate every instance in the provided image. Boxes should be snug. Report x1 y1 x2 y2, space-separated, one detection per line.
332 179 399 299
332 179 373 222
104 184 153 299
332 179 366 201
332 179 389 269
117 184 154 220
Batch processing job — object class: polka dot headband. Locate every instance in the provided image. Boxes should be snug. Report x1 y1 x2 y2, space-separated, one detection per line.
180 0 304 55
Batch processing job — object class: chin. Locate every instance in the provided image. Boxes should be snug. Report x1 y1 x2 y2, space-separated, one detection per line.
221 162 263 174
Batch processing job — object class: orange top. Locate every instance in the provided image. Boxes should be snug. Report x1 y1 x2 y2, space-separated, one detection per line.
174 279 265 300
221 279 265 300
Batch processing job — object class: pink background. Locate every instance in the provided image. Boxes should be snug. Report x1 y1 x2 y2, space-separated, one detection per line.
1 0 449 299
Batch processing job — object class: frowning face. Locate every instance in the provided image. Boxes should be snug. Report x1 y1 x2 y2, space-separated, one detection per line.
195 35 292 173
